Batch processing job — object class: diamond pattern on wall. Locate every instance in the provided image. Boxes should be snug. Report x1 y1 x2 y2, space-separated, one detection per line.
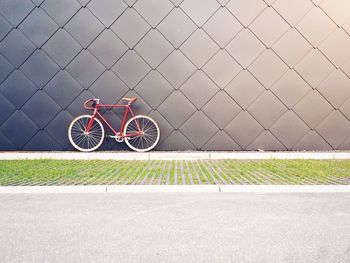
43 29 82 69
32 0 46 6
180 29 219 69
22 90 61 129
272 28 312 67
65 8 104 48
320 0 350 26
44 70 83 109
180 70 219 109
88 29 128 69
23 130 63 151
180 0 220 27
0 93 15 124
270 111 309 149
112 50 150 88
295 49 335 88
316 111 350 148
249 7 289 47
66 50 105 88
247 91 287 129
1 0 350 151
225 70 265 109
0 131 15 150
19 7 58 48
247 131 287 151
0 111 39 149
340 99 350 120
158 90 196 129
111 8 150 48
180 111 218 148
294 90 333 129
226 0 266 27
135 29 173 69
0 54 13 84
20 50 60 88
273 0 313 26
158 130 194 151
135 70 174 109
134 0 173 27
158 50 196 88
292 130 332 151
0 0 35 27
88 0 127 27
203 50 242 88
226 29 265 69
225 111 264 149
296 7 337 47
0 15 12 41
41 0 81 27
319 28 350 67
202 131 241 151
0 70 38 108
271 70 311 109
0 29 36 68
203 7 242 48
46 110 74 148
158 8 196 48
202 91 241 129
249 49 288 88
317 70 350 108
342 59 350 79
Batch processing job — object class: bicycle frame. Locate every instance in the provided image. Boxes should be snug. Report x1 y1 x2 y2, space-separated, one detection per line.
84 99 142 139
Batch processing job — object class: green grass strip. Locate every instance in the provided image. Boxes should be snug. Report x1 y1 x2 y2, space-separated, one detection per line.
0 159 350 185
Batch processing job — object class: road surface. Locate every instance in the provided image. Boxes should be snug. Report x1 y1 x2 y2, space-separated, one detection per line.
0 193 349 262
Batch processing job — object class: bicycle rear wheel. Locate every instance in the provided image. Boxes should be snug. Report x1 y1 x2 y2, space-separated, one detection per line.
124 115 160 152
68 115 105 152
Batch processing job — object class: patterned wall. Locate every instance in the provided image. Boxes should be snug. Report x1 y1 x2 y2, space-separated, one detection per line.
1 0 350 151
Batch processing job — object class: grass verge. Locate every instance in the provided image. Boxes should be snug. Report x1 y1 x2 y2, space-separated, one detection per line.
0 159 349 186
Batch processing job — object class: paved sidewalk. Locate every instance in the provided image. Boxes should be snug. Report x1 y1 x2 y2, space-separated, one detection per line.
0 193 349 263
1 185 350 193
1 151 350 160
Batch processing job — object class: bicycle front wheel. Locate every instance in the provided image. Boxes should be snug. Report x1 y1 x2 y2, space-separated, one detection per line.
124 115 160 152
68 115 105 152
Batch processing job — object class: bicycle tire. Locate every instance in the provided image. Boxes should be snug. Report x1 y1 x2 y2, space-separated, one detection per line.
124 115 160 152
68 115 105 152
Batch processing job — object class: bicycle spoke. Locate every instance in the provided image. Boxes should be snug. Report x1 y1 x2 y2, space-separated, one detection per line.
124 116 159 151
69 116 104 152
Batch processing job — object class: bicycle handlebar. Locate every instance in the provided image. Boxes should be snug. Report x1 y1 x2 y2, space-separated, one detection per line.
84 99 99 110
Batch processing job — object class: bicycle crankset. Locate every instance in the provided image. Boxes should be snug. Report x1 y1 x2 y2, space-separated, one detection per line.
115 133 124 142
106 134 124 143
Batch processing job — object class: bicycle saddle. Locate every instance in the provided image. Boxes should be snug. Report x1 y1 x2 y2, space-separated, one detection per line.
122 97 137 103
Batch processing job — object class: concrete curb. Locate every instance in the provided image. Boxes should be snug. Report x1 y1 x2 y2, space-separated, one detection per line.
219 185 350 193
0 185 349 193
107 185 218 192
0 185 108 193
1 151 350 160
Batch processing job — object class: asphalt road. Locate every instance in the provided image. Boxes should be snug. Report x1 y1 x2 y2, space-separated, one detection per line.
0 193 349 263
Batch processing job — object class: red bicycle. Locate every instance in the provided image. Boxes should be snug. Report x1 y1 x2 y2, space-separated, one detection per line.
68 97 160 152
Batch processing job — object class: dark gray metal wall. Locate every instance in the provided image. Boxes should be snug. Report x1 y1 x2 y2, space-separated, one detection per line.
1 0 350 151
